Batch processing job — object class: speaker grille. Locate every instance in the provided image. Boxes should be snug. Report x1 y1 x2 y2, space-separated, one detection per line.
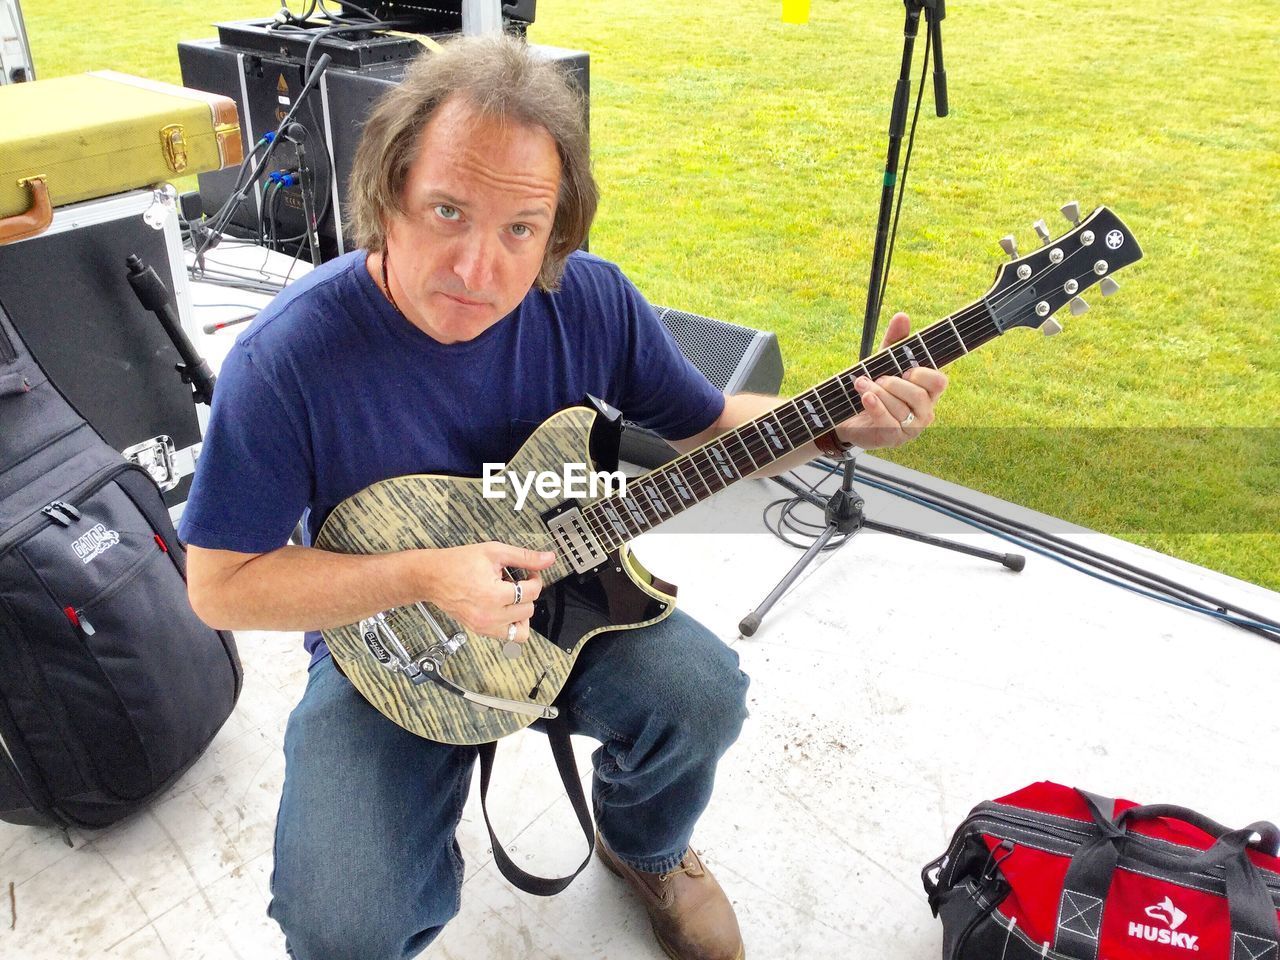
654 307 758 391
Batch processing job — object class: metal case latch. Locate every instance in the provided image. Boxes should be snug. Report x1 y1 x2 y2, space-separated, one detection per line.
123 435 178 491
160 124 189 173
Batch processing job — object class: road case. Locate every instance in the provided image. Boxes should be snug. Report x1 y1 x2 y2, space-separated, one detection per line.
0 189 205 517
0 71 242 241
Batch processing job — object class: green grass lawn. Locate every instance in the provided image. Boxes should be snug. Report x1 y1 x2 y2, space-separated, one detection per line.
20 0 1279 590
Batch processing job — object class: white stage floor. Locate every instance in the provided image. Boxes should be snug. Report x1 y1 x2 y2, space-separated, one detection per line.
2 250 1277 959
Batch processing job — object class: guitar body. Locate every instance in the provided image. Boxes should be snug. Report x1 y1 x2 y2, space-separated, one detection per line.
315 405 677 744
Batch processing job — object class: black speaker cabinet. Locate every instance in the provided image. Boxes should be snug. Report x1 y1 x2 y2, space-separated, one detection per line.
620 307 784 468
177 27 588 262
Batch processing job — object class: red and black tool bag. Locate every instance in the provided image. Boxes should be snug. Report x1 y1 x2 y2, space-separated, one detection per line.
922 782 1280 960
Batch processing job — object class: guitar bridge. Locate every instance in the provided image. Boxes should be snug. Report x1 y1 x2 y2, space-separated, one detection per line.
357 607 557 720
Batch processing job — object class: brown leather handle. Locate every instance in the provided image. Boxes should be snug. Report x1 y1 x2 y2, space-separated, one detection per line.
0 176 53 245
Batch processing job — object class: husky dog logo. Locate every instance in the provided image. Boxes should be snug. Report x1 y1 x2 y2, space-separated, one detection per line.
72 523 120 564
1146 897 1188 931
1129 896 1198 950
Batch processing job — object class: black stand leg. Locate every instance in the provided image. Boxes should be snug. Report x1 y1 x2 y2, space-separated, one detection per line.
741 0 1021 639
740 451 1024 637
740 459 862 636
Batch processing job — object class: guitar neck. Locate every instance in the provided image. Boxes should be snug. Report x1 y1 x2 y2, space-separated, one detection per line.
579 299 1004 549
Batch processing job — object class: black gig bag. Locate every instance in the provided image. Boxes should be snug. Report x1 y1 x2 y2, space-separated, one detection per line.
0 295 241 831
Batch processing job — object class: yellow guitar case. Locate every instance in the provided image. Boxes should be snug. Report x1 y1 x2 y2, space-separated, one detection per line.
0 71 243 243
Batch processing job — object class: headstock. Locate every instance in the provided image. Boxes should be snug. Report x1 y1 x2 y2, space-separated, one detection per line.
986 204 1142 335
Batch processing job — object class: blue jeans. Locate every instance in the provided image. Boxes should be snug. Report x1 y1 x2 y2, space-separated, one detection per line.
267 609 751 959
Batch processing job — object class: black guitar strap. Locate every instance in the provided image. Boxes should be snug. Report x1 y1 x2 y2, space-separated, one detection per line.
476 715 596 896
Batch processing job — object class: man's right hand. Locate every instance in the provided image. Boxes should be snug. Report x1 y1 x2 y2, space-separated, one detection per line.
420 541 556 644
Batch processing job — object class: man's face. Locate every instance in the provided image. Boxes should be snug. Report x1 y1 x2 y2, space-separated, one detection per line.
382 96 561 343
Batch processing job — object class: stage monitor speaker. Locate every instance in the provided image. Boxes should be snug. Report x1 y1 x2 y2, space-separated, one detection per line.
620 307 784 468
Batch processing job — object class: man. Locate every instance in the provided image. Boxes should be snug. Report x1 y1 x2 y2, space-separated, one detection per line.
181 34 946 960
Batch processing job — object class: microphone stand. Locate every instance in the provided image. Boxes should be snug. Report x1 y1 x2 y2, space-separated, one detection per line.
740 0 1022 638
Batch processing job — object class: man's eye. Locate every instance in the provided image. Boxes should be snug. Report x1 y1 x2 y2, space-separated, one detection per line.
434 204 460 221
511 223 531 238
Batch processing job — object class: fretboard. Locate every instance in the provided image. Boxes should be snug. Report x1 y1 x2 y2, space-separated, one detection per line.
579 298 1003 550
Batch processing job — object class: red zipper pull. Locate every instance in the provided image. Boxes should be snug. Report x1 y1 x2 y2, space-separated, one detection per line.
63 606 95 636
154 534 168 553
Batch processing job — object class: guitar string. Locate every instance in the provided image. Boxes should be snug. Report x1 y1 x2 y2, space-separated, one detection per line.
580 261 1070 541
647 238 1120 534
578 253 1111 551
601 234 1109 512
513 227 1118 554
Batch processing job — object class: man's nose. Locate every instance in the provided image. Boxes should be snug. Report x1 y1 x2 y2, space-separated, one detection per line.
453 231 497 292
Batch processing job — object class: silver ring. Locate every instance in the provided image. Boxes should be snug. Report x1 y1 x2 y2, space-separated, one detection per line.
512 580 523 605
507 622 518 643
900 412 916 426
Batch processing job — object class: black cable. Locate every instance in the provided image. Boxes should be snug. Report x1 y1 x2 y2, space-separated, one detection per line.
843 458 1280 635
762 467 852 551
190 49 337 264
188 14 402 284
773 458 1280 642
874 27 932 324
849 469 1280 640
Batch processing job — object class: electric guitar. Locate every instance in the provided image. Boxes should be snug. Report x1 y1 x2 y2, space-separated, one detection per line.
316 203 1142 745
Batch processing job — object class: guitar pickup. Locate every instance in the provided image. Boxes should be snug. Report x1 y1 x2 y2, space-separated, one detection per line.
544 504 609 574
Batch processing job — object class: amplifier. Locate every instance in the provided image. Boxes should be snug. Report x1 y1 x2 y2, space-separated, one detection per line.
620 307 784 468
177 26 588 262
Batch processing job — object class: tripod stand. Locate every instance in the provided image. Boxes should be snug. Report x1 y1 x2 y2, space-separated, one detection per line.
740 0 1024 637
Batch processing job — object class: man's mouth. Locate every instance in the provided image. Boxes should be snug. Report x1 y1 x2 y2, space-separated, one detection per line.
441 292 487 307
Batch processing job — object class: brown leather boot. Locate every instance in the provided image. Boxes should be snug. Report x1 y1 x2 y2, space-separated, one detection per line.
596 833 746 960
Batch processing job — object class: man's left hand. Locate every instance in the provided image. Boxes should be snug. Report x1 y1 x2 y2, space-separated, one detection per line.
835 312 948 450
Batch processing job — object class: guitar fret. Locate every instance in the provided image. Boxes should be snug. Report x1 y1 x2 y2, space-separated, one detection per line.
668 459 697 502
782 404 812 448
660 468 691 512
747 420 772 462
638 479 670 516
582 505 617 552
732 428 762 473
819 379 854 423
946 316 969 353
620 493 650 529
760 412 789 453
686 449 718 496
810 389 835 426
600 499 635 540
797 396 827 434
709 442 739 482
913 333 937 368
834 372 857 409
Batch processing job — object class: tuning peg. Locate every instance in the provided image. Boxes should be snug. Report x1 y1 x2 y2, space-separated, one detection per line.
1060 200 1081 225
999 235 1019 259
1100 277 1120 296
1033 219 1052 245
1069 296 1089 316
1040 318 1063 336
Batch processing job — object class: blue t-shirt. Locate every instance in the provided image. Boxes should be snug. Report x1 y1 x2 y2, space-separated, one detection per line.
178 249 724 662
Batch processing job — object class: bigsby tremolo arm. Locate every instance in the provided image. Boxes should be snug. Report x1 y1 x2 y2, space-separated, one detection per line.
358 604 558 720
